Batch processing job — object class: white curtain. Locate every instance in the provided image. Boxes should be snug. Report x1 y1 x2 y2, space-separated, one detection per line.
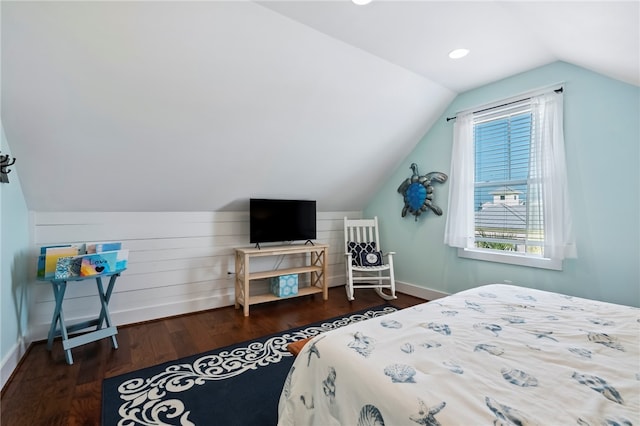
530 92 577 259
443 112 475 249
444 91 577 260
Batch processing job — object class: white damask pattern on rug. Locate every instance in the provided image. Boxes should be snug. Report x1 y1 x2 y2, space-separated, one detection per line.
115 306 397 426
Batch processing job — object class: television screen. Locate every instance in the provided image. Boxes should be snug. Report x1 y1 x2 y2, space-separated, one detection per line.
250 198 317 244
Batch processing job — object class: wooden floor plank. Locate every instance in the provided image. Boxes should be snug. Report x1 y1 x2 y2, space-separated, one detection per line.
1 287 426 425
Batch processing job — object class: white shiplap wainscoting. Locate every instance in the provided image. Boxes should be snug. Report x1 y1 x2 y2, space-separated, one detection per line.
29 211 360 341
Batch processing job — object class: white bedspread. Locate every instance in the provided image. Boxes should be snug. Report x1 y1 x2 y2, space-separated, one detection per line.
278 284 640 425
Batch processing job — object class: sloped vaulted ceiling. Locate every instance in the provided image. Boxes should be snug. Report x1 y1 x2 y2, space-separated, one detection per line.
2 1 454 212
2 1 638 212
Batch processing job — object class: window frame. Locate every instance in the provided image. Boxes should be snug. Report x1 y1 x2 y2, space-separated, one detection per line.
444 85 571 271
457 247 562 270
472 102 542 258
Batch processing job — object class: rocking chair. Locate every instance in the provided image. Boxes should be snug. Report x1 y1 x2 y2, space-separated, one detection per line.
344 216 397 301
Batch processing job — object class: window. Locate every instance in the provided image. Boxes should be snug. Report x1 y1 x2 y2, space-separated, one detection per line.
444 89 576 270
474 101 539 255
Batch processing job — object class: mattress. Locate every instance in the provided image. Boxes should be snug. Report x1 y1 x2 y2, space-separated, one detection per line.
277 284 640 425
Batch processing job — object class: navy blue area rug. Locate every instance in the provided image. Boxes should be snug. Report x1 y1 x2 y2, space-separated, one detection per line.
102 305 398 426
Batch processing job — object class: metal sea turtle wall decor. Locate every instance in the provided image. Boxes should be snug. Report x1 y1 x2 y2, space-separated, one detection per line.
397 163 448 221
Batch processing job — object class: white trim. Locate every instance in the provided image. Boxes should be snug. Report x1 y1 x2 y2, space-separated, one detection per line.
330 279 448 302
395 281 449 301
1 337 29 392
27 293 238 342
458 248 563 271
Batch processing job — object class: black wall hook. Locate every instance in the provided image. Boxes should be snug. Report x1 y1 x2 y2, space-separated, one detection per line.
0 152 17 183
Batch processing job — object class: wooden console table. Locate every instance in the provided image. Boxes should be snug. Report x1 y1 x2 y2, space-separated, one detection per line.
234 244 328 316
38 270 124 365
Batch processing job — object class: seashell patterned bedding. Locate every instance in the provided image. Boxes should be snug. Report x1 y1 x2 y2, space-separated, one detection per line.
277 284 640 425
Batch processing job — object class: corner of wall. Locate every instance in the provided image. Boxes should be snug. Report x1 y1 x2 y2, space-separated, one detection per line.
0 124 32 392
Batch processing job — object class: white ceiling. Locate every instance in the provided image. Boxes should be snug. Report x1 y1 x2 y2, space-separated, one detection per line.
259 1 640 92
2 1 638 213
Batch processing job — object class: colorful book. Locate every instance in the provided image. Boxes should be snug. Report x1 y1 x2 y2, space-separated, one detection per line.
87 242 122 254
40 244 71 255
78 251 118 277
44 246 80 278
39 245 74 277
97 242 122 253
114 249 129 271
54 257 79 279
40 244 127 279
37 255 46 278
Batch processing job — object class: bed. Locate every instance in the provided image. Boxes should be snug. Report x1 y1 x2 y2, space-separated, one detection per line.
277 284 640 425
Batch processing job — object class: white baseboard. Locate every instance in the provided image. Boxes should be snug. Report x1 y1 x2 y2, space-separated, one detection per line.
1 337 29 392
29 278 349 342
28 292 237 343
113 293 236 328
395 280 449 301
328 278 449 302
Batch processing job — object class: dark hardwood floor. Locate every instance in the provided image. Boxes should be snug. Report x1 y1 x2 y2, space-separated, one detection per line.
1 287 425 426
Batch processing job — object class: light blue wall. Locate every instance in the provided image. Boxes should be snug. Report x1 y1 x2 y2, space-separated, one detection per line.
1 122 30 375
366 61 640 307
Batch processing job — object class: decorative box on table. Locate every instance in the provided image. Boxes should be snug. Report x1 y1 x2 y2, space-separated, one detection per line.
270 274 298 297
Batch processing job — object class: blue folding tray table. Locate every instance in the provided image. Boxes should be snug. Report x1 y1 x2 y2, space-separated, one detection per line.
38 269 125 365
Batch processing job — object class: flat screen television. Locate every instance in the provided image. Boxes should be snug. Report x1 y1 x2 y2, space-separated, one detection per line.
250 198 316 246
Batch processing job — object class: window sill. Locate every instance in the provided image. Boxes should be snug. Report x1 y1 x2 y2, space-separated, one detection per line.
457 248 563 271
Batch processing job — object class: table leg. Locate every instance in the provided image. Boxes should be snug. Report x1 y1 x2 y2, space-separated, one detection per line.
243 253 250 316
96 275 119 349
320 248 328 300
48 281 74 364
96 274 117 327
234 251 240 309
47 281 67 351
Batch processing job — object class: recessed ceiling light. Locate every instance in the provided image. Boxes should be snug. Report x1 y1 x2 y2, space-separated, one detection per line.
352 0 372 5
449 48 470 59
